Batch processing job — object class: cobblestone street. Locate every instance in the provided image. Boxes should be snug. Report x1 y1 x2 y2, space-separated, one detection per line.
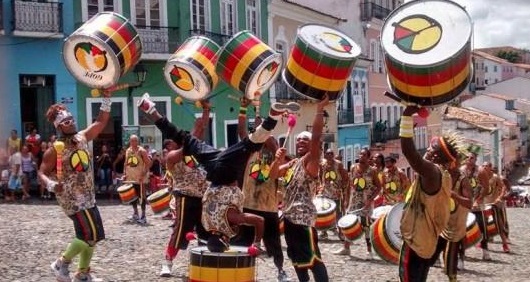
0 199 528 282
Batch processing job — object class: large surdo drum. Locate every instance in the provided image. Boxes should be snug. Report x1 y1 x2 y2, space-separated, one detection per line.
188 246 256 282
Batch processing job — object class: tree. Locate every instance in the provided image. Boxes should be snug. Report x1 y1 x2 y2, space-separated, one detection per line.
496 50 521 63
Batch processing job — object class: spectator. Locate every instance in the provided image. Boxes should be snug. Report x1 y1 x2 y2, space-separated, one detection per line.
149 150 163 193
112 147 126 188
95 144 113 193
25 128 41 157
48 134 57 148
20 145 36 200
6 129 21 153
6 147 22 202
36 141 50 199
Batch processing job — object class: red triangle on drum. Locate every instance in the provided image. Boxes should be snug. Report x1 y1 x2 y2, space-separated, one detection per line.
170 66 182 79
393 24 415 41
340 39 352 53
269 61 279 73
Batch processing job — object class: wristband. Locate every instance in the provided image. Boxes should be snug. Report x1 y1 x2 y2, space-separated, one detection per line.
100 97 112 112
399 116 414 138
239 106 247 114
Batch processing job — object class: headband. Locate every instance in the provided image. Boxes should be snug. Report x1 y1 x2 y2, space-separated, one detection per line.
53 110 73 128
438 136 456 163
296 131 312 140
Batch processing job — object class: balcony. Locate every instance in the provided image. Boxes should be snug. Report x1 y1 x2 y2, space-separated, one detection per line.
338 110 372 125
372 126 399 144
189 29 231 46
274 80 309 101
0 0 3 34
12 0 63 37
360 1 392 22
137 25 179 58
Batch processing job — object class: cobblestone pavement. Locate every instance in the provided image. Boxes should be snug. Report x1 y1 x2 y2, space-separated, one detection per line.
0 198 528 282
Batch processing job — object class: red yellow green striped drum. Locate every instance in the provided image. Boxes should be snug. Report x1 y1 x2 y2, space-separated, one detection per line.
312 196 337 231
117 184 138 204
189 246 256 282
370 203 403 264
164 36 220 101
337 214 363 242
484 205 499 238
217 31 282 100
147 188 171 214
63 12 142 89
283 24 360 101
381 0 472 106
463 212 482 249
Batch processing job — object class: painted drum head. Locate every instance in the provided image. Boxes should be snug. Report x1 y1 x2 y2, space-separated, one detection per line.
338 214 359 228
298 24 361 59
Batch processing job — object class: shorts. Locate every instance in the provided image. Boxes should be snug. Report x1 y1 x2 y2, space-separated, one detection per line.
8 175 21 190
69 206 105 244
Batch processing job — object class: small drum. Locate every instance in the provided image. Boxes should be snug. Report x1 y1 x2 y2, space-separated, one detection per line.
381 0 473 106
283 24 360 101
371 205 393 221
164 36 220 101
117 184 138 204
464 212 482 249
312 196 337 231
337 214 363 242
147 188 171 214
189 246 256 282
278 210 285 235
370 203 404 264
217 30 283 100
484 205 499 238
63 12 142 89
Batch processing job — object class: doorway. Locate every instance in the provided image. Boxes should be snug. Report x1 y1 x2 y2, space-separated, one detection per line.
19 75 55 142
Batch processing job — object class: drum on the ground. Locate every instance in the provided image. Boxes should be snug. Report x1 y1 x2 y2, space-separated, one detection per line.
216 31 282 100
63 12 142 89
371 205 393 221
381 0 473 106
117 183 138 204
147 188 171 214
337 214 363 242
312 196 337 231
463 212 482 249
283 24 360 101
370 202 404 264
164 36 220 101
189 246 256 282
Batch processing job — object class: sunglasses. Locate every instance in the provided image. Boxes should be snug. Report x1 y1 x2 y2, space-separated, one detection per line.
60 119 75 127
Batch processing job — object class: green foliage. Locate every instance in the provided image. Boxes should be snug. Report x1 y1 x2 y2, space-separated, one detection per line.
496 50 521 63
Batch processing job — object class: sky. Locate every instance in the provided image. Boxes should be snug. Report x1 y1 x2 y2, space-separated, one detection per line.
404 0 530 49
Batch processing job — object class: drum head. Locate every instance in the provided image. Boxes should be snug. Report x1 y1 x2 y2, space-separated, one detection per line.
117 184 133 191
298 24 361 59
372 205 393 220
338 214 358 228
245 53 283 100
381 0 472 66
190 245 249 256
313 197 337 212
385 203 404 248
149 187 169 198
466 212 476 227
164 61 212 101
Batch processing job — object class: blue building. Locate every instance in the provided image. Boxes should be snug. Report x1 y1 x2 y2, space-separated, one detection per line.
0 0 76 142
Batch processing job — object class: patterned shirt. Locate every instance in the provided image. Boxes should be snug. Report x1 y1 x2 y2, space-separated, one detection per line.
242 150 279 212
320 159 343 201
441 173 469 242
348 164 377 217
55 134 96 216
202 185 244 238
382 167 406 205
125 146 147 183
282 159 319 227
168 155 209 198
460 164 483 210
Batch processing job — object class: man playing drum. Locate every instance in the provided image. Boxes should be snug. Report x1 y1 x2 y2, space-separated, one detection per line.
159 101 212 277
276 96 330 282
334 147 382 259
39 93 111 282
430 152 472 281
317 148 349 240
230 97 291 282
398 105 465 282
482 163 510 253
138 93 300 253
382 155 410 205
123 134 151 224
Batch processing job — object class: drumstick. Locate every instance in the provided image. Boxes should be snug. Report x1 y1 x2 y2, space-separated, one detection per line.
91 83 131 97
174 96 197 117
53 141 65 181
384 91 430 118
282 114 297 149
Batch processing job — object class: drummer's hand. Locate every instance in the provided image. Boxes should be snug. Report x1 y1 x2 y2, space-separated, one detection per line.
317 94 330 112
402 105 419 116
240 96 251 108
275 147 287 161
200 99 211 110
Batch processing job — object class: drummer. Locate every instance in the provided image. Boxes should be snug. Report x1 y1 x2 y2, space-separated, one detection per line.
381 155 410 205
317 148 349 240
159 100 211 277
334 147 382 259
123 135 151 224
482 163 510 253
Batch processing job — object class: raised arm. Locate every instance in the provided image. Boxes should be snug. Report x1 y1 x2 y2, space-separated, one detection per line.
191 100 211 139
237 97 251 140
305 95 330 178
82 92 112 142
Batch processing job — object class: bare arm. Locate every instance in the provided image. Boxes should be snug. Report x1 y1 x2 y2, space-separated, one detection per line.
227 208 264 244
81 93 112 142
237 98 251 140
269 147 287 180
165 148 183 170
191 100 211 139
38 147 62 193
305 96 330 178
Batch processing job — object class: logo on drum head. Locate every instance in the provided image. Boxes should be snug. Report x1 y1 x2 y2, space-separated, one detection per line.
318 32 353 54
70 150 91 172
74 42 108 73
392 15 442 54
257 61 280 87
170 66 194 92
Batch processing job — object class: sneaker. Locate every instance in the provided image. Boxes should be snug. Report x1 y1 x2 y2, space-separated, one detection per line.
482 249 492 261
73 271 92 282
128 214 139 222
433 258 441 268
333 247 350 256
457 258 465 270
366 251 373 260
137 216 147 225
51 258 71 282
503 243 510 253
277 270 291 282
159 261 172 277
318 231 328 240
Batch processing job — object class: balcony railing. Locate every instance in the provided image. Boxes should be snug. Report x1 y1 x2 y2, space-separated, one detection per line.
372 126 399 144
137 26 179 54
360 1 392 22
0 0 3 32
338 110 372 124
12 0 63 34
274 80 309 101
189 29 232 46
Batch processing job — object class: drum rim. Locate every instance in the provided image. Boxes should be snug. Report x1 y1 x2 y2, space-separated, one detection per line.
190 245 250 256
183 35 222 50
296 23 361 60
117 183 134 190
147 187 169 199
220 30 256 50
337 214 358 227
281 69 330 101
163 58 215 101
385 202 404 246
243 52 283 100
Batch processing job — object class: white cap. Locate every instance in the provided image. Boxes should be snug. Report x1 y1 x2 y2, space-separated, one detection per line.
296 131 312 140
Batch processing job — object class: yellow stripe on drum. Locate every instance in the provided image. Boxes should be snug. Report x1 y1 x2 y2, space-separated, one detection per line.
387 62 471 98
188 265 255 282
375 215 398 261
100 25 132 70
230 43 269 89
286 58 347 91
177 50 219 87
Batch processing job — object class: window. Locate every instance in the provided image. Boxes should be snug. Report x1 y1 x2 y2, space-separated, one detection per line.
246 0 260 36
386 106 391 126
494 65 497 72
275 41 287 64
369 39 384 73
485 66 488 72
221 0 237 35
85 0 116 20
191 0 210 31
135 0 161 27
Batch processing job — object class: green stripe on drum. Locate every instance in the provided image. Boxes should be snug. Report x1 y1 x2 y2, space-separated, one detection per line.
294 39 353 68
189 253 255 268
222 31 255 53
283 69 342 101
391 76 470 106
238 49 274 93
